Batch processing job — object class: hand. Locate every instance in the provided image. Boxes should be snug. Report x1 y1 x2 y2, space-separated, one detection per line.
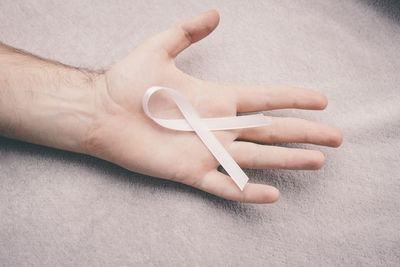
86 10 342 203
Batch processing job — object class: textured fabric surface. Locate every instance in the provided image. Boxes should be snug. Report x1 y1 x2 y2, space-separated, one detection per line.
0 0 399 266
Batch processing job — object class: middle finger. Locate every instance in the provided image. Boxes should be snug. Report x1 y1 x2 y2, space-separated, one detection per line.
236 116 342 147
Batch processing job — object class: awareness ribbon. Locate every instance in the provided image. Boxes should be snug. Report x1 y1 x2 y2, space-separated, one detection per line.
142 86 270 191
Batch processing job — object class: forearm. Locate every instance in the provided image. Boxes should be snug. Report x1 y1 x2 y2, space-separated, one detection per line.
0 43 98 153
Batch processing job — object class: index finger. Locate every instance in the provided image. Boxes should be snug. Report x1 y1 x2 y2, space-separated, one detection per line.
232 85 328 112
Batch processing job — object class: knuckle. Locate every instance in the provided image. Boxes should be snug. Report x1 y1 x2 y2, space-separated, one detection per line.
176 24 193 44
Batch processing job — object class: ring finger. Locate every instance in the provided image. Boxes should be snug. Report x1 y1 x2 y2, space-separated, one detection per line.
229 141 326 170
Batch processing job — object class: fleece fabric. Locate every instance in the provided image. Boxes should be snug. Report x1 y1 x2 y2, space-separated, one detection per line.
0 0 399 266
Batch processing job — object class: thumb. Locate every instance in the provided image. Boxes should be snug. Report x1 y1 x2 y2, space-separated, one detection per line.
145 10 220 58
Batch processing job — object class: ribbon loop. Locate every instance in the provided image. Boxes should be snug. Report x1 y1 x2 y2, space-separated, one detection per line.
142 86 270 191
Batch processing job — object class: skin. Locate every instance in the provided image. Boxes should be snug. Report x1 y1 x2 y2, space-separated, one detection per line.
0 10 342 204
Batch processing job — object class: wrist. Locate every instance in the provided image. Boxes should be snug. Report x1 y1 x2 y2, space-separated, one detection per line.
0 65 101 154
54 69 103 154
34 68 102 154
0 43 111 155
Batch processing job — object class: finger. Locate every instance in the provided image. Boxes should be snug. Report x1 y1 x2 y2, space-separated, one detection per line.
231 85 328 112
145 9 220 58
229 141 325 170
196 170 280 204
237 116 343 147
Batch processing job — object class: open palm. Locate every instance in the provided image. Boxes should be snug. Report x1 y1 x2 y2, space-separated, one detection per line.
86 10 342 203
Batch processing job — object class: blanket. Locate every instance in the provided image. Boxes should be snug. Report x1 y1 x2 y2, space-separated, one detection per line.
0 0 399 265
